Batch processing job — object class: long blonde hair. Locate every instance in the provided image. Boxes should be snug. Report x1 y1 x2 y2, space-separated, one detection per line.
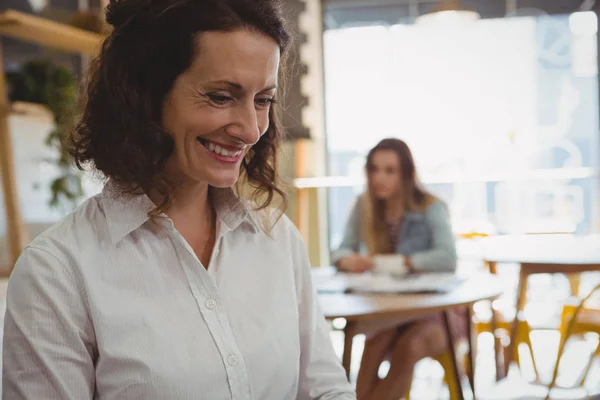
362 138 435 255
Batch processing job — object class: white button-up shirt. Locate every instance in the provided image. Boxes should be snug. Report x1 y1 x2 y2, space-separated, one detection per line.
3 184 355 400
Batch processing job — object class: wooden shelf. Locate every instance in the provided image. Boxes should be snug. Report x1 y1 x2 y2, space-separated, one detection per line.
10 101 52 118
0 9 105 272
0 9 103 55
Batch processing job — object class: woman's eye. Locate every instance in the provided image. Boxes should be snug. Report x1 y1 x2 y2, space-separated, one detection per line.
255 98 276 108
208 94 234 105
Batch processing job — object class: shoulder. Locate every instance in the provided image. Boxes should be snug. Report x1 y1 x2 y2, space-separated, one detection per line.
354 193 366 209
242 202 299 240
347 193 365 220
241 208 313 284
425 197 447 211
9 196 107 309
423 198 451 224
250 207 311 261
17 195 108 273
267 210 304 246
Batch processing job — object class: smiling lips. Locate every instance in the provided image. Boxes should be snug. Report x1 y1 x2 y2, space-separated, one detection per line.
197 138 244 163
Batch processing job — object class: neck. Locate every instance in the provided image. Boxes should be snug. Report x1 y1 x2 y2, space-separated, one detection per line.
148 175 217 267
172 184 212 226
148 181 213 231
384 194 405 221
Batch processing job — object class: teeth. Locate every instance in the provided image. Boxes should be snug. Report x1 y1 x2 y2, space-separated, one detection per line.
221 148 235 157
200 140 242 158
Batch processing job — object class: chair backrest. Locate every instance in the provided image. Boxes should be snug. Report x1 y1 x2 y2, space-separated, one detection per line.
546 282 600 400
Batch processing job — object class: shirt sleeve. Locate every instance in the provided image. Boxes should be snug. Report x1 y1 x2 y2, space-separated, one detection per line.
410 201 458 272
330 196 362 266
288 221 356 400
3 246 96 400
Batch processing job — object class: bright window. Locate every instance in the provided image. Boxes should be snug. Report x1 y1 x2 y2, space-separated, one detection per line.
324 14 599 249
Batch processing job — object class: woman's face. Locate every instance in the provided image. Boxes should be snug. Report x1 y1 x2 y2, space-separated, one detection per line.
162 29 280 189
368 150 402 200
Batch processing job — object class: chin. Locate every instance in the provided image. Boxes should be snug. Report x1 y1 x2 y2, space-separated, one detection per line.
206 171 240 189
373 192 390 200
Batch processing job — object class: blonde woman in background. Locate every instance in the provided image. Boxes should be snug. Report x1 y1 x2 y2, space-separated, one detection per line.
332 138 463 400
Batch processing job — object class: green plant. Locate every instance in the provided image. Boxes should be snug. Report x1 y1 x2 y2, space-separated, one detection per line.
7 59 83 210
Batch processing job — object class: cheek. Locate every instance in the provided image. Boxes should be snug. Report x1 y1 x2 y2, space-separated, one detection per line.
258 111 270 136
383 174 398 188
185 110 229 139
372 174 385 186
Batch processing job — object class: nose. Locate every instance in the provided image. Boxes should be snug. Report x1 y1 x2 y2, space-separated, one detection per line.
372 172 385 185
227 101 262 145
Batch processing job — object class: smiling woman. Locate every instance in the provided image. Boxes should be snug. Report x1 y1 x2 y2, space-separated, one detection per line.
160 29 281 190
69 1 288 217
2 1 356 399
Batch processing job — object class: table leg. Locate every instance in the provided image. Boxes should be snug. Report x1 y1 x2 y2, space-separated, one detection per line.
466 306 476 398
443 310 465 400
505 267 528 375
342 321 356 380
489 302 505 381
487 261 498 275
486 260 505 381
568 273 581 297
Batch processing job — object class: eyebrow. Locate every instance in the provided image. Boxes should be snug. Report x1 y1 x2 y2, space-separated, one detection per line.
208 80 277 92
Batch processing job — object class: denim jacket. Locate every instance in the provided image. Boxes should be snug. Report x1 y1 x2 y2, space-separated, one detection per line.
331 195 457 272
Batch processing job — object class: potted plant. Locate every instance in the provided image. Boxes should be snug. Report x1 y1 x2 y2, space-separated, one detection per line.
7 59 84 210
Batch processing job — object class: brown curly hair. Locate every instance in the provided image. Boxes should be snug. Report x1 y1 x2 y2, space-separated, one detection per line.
68 0 291 216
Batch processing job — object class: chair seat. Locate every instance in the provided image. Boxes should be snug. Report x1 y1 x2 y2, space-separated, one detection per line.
479 376 590 400
576 309 600 326
561 300 600 336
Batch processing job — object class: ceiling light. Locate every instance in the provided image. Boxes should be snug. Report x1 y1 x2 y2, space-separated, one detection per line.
416 0 481 24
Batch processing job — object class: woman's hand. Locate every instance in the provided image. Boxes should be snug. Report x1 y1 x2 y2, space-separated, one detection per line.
337 254 373 273
404 256 415 273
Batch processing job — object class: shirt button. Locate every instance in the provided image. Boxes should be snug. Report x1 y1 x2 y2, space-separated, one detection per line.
205 298 217 309
227 354 239 366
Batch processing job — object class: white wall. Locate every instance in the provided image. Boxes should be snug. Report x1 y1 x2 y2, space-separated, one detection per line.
0 105 102 271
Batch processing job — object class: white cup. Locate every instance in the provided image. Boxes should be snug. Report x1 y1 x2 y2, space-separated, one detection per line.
372 255 408 276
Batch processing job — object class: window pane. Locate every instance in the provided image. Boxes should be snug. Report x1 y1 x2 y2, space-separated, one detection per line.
325 14 599 250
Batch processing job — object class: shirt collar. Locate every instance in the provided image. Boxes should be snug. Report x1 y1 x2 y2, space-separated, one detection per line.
211 187 262 233
100 181 260 245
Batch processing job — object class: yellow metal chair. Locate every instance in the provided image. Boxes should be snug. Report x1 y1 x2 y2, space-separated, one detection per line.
474 258 540 380
477 271 580 381
405 342 471 400
457 231 537 380
479 282 600 400
544 282 600 398
473 307 539 380
557 297 600 387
